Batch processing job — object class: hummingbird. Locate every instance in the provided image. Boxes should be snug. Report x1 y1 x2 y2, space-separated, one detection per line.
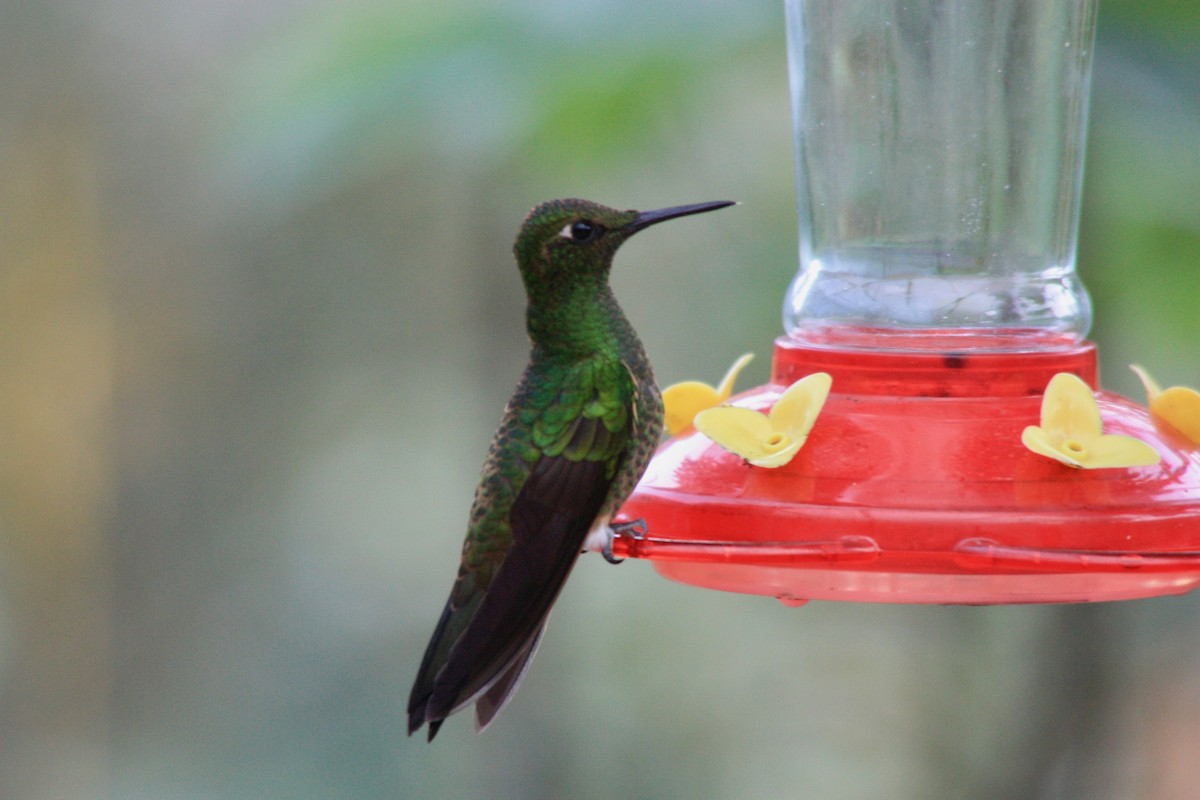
407 197 735 740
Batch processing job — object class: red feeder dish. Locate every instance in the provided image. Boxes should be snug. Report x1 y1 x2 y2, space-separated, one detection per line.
613 335 1200 604
608 0 1200 603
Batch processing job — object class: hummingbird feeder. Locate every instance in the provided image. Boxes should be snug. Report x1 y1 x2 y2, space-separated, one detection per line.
611 0 1200 604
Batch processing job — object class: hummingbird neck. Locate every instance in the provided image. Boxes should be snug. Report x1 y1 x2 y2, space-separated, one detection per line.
526 284 636 363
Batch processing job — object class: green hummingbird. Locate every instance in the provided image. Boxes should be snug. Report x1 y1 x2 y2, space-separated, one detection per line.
407 197 734 740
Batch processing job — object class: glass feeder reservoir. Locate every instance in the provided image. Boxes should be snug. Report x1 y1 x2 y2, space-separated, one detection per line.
612 0 1200 604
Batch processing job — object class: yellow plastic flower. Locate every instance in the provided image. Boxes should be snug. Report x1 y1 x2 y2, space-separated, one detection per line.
1130 364 1200 445
1021 372 1160 469
694 372 832 468
662 353 754 436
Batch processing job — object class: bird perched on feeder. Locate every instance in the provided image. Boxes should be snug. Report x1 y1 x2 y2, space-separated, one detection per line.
407 197 735 740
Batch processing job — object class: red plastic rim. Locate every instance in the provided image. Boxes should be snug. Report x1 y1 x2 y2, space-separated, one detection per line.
615 336 1200 604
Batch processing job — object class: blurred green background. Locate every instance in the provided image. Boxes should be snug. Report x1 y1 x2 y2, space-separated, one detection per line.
2 1 1199 798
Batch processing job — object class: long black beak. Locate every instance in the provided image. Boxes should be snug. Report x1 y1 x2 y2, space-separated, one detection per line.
627 200 736 234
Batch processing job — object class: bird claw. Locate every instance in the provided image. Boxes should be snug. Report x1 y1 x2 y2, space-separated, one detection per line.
601 541 623 565
601 519 648 565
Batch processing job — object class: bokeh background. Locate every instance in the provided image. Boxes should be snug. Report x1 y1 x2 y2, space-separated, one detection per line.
2 1 1199 798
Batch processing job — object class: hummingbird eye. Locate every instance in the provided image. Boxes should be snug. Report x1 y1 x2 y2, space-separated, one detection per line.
559 220 602 244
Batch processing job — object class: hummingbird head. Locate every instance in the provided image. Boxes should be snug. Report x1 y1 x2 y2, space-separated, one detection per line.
512 198 735 302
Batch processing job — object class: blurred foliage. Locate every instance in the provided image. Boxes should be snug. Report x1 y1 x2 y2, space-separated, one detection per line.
217 0 778 205
1 1 1199 799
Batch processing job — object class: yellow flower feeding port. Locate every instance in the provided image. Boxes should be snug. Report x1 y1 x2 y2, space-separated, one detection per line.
694 371 830 469
1131 366 1200 446
1020 373 1160 470
662 353 754 436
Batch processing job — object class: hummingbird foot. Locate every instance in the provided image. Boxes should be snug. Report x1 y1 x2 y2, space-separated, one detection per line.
600 532 624 565
601 519 648 564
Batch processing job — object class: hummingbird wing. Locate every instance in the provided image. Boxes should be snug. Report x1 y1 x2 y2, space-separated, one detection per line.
408 358 634 739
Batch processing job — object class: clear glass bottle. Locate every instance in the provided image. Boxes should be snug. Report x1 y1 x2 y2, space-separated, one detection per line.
783 0 1098 351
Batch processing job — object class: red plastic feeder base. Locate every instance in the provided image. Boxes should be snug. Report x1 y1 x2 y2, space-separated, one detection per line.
615 336 1200 605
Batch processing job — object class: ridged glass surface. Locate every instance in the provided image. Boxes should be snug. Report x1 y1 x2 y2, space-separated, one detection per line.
783 0 1099 350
